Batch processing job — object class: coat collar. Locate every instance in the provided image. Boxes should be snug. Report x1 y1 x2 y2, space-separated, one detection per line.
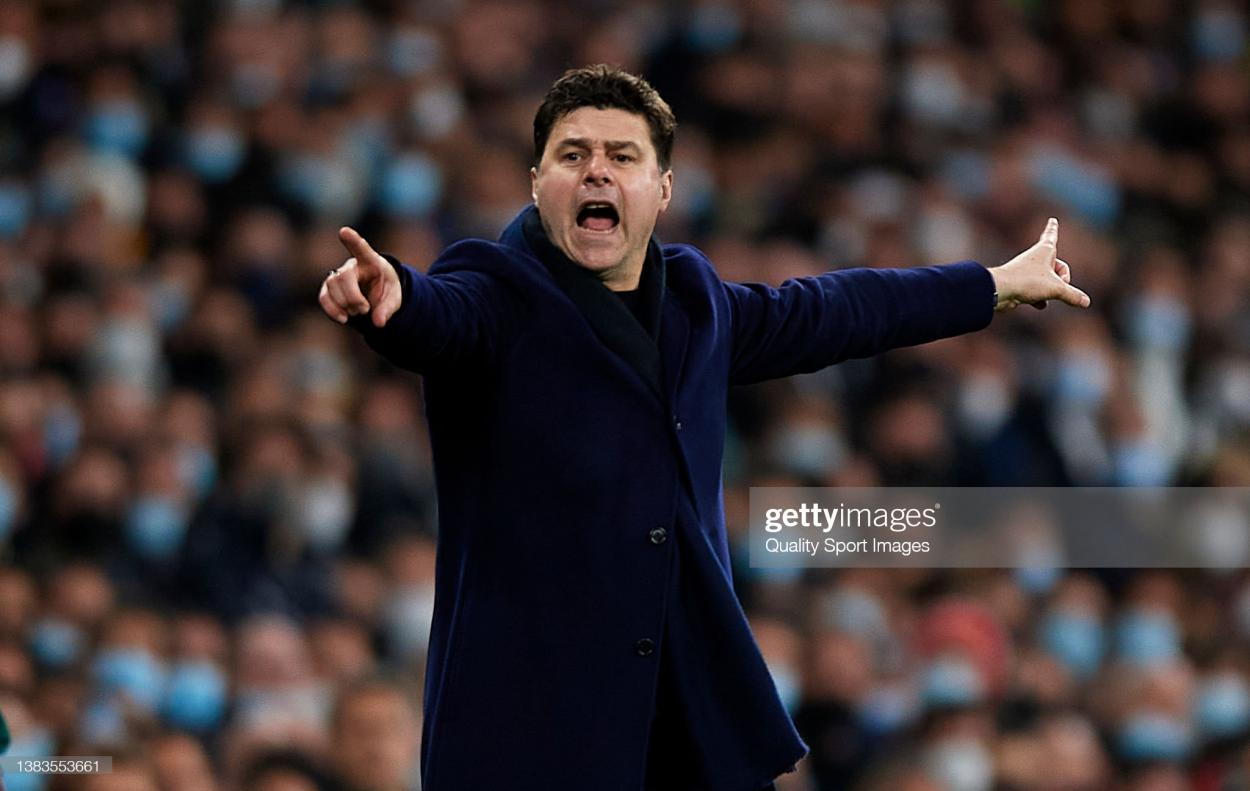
503 205 666 399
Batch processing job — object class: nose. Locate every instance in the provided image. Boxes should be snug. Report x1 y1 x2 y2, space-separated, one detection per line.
583 151 612 186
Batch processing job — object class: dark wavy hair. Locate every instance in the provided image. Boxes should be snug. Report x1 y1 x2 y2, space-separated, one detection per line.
533 64 677 171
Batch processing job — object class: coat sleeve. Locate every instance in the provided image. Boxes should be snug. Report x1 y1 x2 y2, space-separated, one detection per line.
725 261 995 386
348 240 512 373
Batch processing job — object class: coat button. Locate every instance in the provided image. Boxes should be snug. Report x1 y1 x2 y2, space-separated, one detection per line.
674 419 683 431
635 638 655 657
649 527 668 545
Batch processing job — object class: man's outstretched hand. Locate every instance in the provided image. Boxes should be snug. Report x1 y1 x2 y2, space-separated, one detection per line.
320 227 402 327
990 218 1091 313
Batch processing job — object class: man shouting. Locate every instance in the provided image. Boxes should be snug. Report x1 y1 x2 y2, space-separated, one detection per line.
319 64 1088 791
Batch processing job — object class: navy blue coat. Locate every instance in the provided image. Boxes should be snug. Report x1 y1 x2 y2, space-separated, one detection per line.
354 206 994 790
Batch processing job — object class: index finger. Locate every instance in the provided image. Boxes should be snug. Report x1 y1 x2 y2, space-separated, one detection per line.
339 226 378 262
1039 217 1059 249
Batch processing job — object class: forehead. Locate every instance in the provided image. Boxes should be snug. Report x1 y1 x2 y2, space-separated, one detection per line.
545 107 654 154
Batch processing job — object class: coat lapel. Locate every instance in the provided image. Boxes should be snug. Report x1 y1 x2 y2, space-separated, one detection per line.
519 207 665 400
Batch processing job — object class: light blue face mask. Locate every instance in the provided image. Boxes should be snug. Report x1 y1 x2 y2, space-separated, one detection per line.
1194 674 1250 741
91 647 167 712
858 683 918 735
83 100 150 159
1117 711 1193 763
766 662 802 713
378 152 443 218
1126 295 1191 354
0 476 18 546
161 660 228 732
28 618 85 669
920 655 984 709
3 726 55 791
1192 6 1246 61
1039 610 1105 682
0 182 32 239
1115 610 1180 666
184 126 246 184
125 496 189 562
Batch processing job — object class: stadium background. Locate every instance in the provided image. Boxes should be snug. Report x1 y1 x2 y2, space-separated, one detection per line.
0 0 1249 788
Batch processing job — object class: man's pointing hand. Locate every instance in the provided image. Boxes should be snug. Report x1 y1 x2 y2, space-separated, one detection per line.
990 218 1091 313
320 227 403 327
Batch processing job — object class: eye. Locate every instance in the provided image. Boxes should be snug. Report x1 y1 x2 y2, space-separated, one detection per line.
613 154 635 163
562 152 582 162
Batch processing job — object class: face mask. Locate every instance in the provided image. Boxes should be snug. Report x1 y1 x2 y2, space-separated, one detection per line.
378 152 443 218
1192 5 1246 61
83 100 150 159
686 3 742 52
345 118 391 173
234 684 329 730
1117 711 1193 763
1111 440 1171 487
29 618 85 669
766 662 802 713
1039 610 1105 682
1126 295 1191 353
1029 145 1120 228
177 443 218 501
125 496 189 562
184 126 246 184
43 404 82 469
79 696 127 745
903 62 966 127
821 589 888 638
386 585 436 660
1192 500 1250 570
389 28 442 77
924 737 993 791
770 426 846 479
858 682 918 735
290 479 354 553
1053 350 1111 410
1194 674 1250 741
0 182 32 239
1115 610 1180 666
1014 562 1061 596
161 660 228 732
3 726 55 791
91 647 167 712
278 153 366 218
957 373 1013 439
408 83 466 141
0 36 32 101
150 279 192 332
920 655 984 709
940 149 992 203
0 476 17 545
90 319 160 385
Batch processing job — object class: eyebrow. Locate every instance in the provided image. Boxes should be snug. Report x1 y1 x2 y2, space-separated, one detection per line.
556 138 643 151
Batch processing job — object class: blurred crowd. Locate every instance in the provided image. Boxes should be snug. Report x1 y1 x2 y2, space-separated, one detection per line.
0 0 1249 789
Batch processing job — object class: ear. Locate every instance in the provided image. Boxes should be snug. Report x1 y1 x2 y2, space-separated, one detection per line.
658 169 673 214
530 166 539 205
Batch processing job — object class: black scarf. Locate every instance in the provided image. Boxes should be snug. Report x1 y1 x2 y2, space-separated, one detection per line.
521 206 666 397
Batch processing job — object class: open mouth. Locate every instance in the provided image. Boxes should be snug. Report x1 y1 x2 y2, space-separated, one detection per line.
576 202 619 232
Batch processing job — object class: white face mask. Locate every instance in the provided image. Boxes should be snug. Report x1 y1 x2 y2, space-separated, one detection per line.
0 37 32 101
924 737 994 791
290 478 355 553
385 585 437 660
